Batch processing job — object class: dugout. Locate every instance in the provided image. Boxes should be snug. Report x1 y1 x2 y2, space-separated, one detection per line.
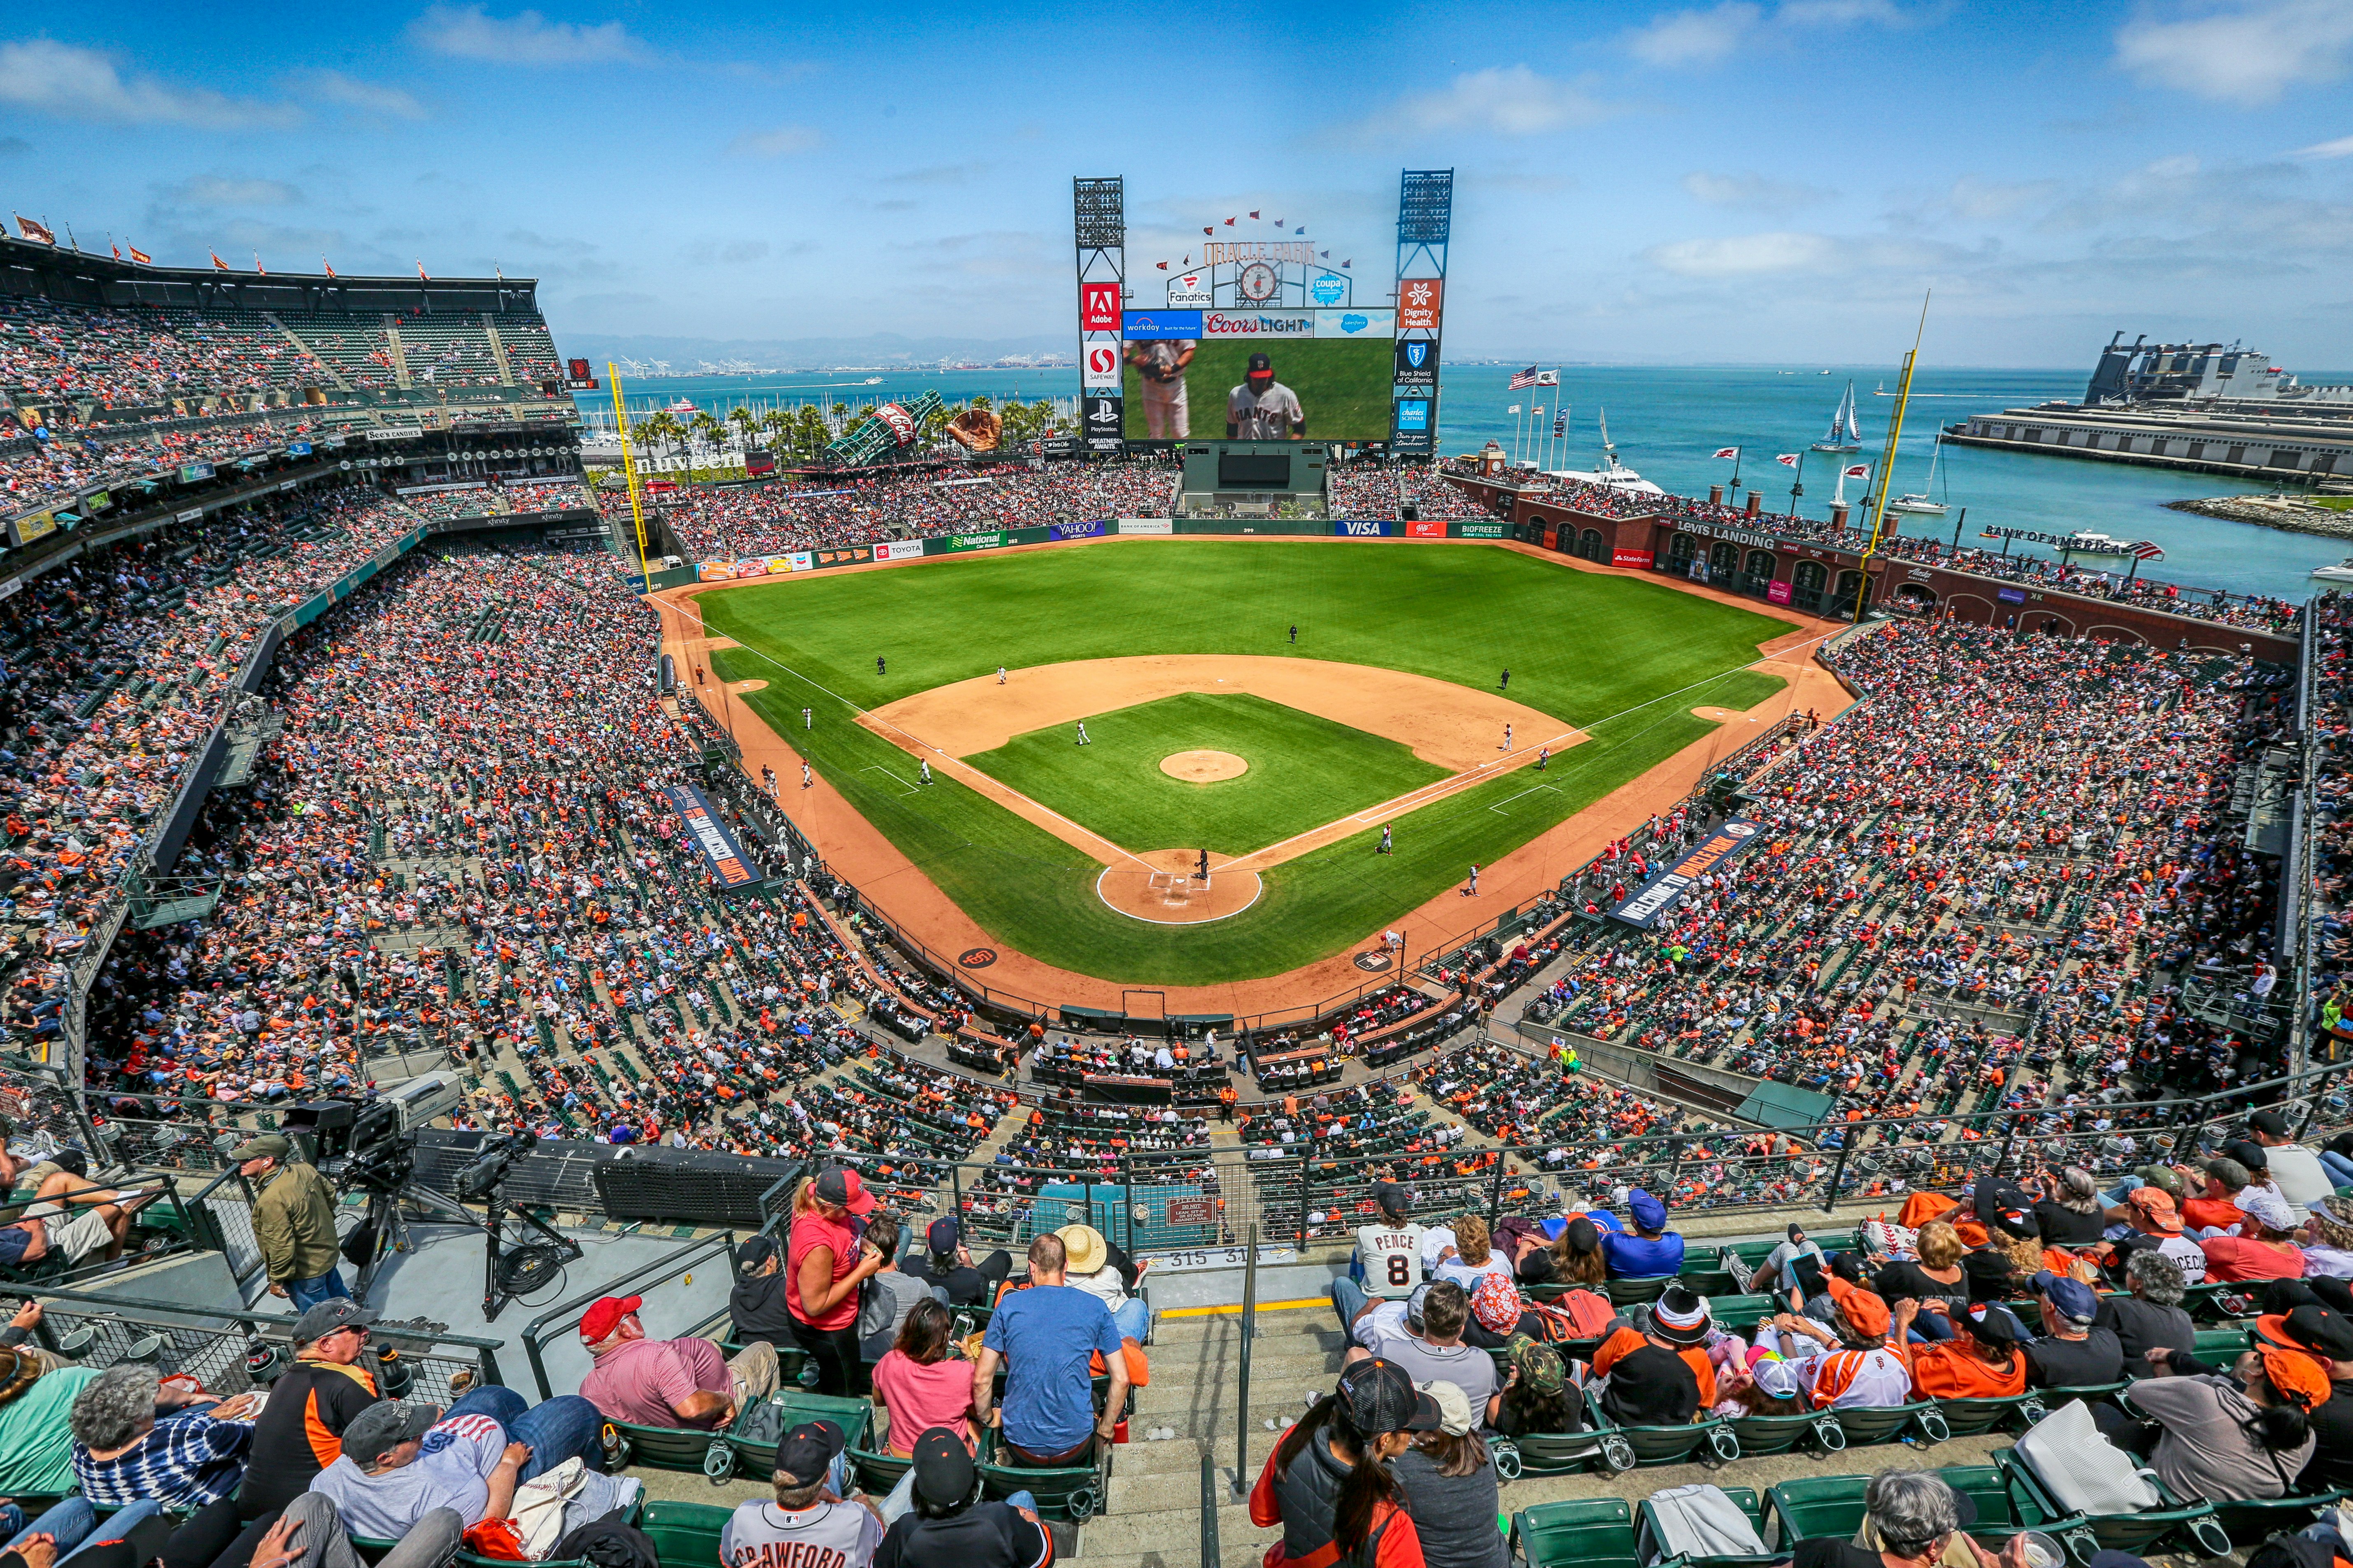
1177 441 1329 517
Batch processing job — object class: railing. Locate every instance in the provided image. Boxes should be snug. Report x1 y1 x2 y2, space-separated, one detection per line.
0 1283 510 1400
1234 1223 1258 1501
521 1231 739 1400
182 1165 266 1295
1201 1450 1223 1568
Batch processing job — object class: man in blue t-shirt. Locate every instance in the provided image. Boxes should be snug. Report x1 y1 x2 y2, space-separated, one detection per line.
1601 1188 1686 1278
973 1233 1130 1466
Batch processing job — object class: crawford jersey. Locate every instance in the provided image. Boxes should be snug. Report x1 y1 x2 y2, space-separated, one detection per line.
722 1498 885 1568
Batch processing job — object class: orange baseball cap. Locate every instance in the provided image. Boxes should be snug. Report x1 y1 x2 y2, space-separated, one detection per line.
2258 1344 2332 1409
2126 1187 2183 1233
1827 1275 1893 1338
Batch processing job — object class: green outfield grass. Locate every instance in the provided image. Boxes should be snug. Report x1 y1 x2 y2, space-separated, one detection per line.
699 539 1790 983
966 691 1448 856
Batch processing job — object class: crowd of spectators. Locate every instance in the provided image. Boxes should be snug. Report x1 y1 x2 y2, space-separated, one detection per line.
0 412 356 506
396 479 591 524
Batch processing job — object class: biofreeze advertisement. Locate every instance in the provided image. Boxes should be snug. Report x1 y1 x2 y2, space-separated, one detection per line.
1122 309 1392 442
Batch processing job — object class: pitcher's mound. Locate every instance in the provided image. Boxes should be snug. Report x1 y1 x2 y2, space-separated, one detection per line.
1098 848 1262 925
1161 749 1248 782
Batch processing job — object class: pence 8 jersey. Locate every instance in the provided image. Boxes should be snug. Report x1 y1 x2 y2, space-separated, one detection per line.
1356 1222 1427 1299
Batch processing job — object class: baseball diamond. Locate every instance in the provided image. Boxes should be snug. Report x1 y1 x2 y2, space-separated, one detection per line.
675 535 1811 992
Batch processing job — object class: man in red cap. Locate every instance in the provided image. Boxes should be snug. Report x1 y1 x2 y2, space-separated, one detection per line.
578 1290 778 1431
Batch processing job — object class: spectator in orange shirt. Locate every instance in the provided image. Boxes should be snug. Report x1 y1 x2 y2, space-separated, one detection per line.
1888 1300 2027 1398
2181 1159 2254 1233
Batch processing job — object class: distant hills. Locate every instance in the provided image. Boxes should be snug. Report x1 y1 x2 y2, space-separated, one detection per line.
552 330 1073 370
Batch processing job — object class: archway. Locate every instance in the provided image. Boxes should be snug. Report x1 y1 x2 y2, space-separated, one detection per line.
1709 541 1740 582
1791 560 1827 613
1577 528 1606 562
1668 532 1698 572
1741 549 1779 598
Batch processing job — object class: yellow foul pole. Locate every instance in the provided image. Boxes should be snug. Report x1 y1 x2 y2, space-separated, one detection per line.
1852 292 1930 625
608 365 652 584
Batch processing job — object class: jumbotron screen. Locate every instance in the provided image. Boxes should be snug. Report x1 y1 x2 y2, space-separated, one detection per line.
1120 308 1394 442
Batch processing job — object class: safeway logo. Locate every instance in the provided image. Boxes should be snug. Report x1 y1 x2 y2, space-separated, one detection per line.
1083 344 1119 388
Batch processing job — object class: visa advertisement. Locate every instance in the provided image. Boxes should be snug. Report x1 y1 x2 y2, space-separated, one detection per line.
1120 308 1394 442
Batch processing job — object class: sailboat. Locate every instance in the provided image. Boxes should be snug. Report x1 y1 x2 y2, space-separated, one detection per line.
1811 381 1862 452
1887 434 1950 515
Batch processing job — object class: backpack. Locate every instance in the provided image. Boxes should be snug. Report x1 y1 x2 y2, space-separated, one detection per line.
549 1512 660 1568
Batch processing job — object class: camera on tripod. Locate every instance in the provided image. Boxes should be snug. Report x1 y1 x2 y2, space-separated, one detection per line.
276 1072 468 1191
453 1131 533 1204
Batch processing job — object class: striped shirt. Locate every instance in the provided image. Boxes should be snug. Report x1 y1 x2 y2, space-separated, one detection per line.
74 1408 255 1511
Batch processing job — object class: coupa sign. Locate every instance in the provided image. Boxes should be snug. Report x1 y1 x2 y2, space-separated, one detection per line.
1333 519 1393 537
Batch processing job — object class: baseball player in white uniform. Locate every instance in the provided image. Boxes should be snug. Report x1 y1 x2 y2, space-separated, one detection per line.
1227 353 1306 440
1076 722 1090 746
1126 338 1195 438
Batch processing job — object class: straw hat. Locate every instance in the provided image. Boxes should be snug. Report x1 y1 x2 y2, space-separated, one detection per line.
1057 1224 1109 1276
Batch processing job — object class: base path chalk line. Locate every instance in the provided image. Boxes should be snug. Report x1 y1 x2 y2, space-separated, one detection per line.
1488 782 1564 814
860 764 919 798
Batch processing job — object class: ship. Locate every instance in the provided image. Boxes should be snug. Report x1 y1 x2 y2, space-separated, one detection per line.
2056 531 2136 560
1811 381 1862 452
1543 409 1666 496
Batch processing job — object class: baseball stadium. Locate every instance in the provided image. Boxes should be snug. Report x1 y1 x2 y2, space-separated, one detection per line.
0 163 2346 1568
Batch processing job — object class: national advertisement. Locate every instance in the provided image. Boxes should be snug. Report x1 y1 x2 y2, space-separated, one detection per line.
1394 338 1438 391
1082 342 1121 390
1080 282 1121 333
1118 518 1174 535
697 562 734 581
764 557 796 575
789 551 814 571
950 530 1005 551
1083 393 1124 452
1398 278 1443 331
1606 819 1766 930
1199 312 1315 339
664 782 760 891
1312 309 1394 339
1613 548 1655 568
6 512 56 548
1333 519 1393 537
1052 520 1106 541
812 545 873 567
1406 520 1446 538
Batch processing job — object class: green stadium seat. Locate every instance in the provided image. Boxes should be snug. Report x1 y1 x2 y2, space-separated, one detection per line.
974 1426 1110 1521
2209 1488 2347 1553
1831 1400 1947 1449
1509 1497 1638 1568
726 1389 874 1477
1992 1445 2232 1562
1636 1487 1778 1568
638 1499 735 1567
596 1413 735 1481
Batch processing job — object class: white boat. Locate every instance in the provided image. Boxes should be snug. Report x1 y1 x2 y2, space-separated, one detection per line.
2311 558 2353 583
1811 381 1862 452
1544 409 1666 496
1886 434 1949 514
665 398 698 414
2056 531 2136 559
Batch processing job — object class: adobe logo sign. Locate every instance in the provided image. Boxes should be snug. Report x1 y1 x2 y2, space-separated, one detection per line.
1080 283 1121 333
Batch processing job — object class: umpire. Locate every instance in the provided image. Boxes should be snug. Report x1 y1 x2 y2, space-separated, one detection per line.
233 1133 349 1307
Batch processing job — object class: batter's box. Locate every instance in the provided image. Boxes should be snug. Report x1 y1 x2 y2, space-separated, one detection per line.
1147 870 1204 906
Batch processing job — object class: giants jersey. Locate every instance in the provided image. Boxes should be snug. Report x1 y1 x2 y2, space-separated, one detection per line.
1228 381 1303 438
723 1499 885 1568
1357 1223 1427 1299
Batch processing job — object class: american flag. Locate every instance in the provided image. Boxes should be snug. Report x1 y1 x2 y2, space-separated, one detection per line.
2131 540 2164 561
1508 366 1541 390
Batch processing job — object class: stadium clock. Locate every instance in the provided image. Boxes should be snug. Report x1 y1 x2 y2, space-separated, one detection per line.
1237 261 1279 302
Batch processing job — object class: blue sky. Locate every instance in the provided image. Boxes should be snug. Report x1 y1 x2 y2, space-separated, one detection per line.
5 0 2352 367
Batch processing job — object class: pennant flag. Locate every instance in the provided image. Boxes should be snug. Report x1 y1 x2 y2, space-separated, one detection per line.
1712 447 1739 460
253 251 265 275
1536 370 1559 386
1843 463 1869 478
1341 259 1350 267
128 243 151 265
416 259 429 281
1775 453 1800 468
323 257 335 278
1224 216 1236 226
1248 209 1259 219
14 215 55 245
1507 403 1522 414
1294 226 1304 234
109 241 121 260
1319 249 1329 258
1508 366 1540 389
2130 540 2164 560
1203 226 1213 235
1273 217 1283 226
1155 260 1168 269
1552 416 1566 437
210 251 229 271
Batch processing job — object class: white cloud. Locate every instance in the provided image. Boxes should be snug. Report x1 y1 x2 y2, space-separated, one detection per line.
1625 2 1762 65
727 124 823 158
287 68 426 119
0 39 302 128
2294 133 2353 158
410 5 651 66
1777 0 1904 21
1380 66 1614 137
2115 0 2353 106
171 176 303 206
1646 230 1842 275
1941 174 2062 221
1682 170 1834 212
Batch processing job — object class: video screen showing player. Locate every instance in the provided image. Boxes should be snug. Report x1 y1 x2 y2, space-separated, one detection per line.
1227 352 1306 440
1125 337 1196 438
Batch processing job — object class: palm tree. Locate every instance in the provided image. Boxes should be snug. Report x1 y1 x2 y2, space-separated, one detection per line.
728 405 759 462
798 403 830 458
636 411 680 479
760 408 791 456
689 410 725 484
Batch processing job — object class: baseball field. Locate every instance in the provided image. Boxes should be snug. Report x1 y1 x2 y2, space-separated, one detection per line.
695 538 1790 985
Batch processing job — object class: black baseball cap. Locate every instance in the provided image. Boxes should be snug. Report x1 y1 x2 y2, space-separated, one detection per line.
775 1420 846 1487
2256 1304 2353 1361
1373 1181 1410 1219
2222 1138 2269 1173
736 1235 780 1278
1964 1303 2020 1345
340 1400 442 1462
1336 1358 1443 1435
926 1217 961 1254
292 1298 379 1347
2248 1109 2292 1138
910 1426 977 1506
1247 353 1273 372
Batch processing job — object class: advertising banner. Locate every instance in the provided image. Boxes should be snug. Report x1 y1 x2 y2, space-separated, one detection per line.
1398 279 1443 331
879 540 926 561
733 559 769 578
1687 559 1709 582
1083 394 1124 452
1080 282 1121 333
1052 520 1106 541
950 530 1005 551
177 507 205 523
1452 522 1508 539
764 557 796 575
181 463 215 482
1166 270 1211 307
811 545 873 568
1406 519 1447 538
1613 547 1655 569
790 552 814 571
1313 309 1393 339
286 442 312 457
1607 818 1766 929
1333 519 1393 537
1996 585 2026 605
6 512 56 548
1082 342 1121 390
1118 518 1174 534
1766 579 1793 605
664 782 761 891
1199 312 1314 339
1123 310 1201 339
1394 338 1438 390
698 562 734 582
